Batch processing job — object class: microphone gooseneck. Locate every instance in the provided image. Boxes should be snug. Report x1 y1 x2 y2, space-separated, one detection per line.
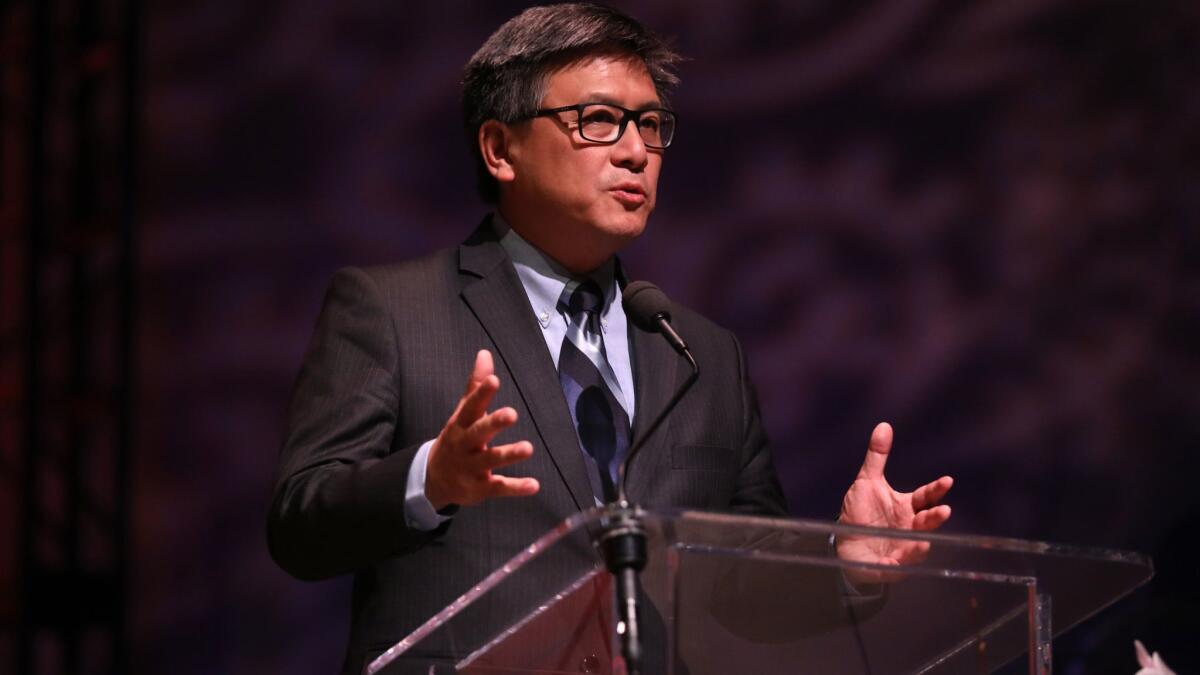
617 281 700 505
597 281 700 675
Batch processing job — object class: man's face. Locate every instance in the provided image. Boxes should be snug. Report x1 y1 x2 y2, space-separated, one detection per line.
501 54 663 273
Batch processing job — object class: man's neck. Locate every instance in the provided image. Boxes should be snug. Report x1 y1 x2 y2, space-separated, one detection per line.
499 220 618 296
496 207 616 276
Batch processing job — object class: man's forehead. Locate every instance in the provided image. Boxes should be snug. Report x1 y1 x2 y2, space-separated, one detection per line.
542 53 661 107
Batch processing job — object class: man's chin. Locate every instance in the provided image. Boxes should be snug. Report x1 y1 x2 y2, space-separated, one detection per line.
599 212 649 241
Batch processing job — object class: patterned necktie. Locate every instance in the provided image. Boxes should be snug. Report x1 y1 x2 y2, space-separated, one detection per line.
557 279 631 502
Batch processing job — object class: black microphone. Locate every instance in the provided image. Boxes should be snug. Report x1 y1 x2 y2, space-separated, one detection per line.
623 281 689 356
597 281 700 675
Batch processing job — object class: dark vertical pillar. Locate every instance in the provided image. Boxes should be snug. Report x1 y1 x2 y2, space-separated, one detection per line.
18 0 51 671
14 0 140 670
115 0 143 669
65 0 99 671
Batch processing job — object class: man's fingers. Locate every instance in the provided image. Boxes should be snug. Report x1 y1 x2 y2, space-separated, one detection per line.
472 440 534 471
483 474 540 499
857 422 893 480
463 349 494 397
454 372 500 427
448 350 493 420
912 475 954 511
896 540 932 566
463 407 520 448
913 504 952 531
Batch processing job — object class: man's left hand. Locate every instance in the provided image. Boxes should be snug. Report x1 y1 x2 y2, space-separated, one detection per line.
836 422 953 572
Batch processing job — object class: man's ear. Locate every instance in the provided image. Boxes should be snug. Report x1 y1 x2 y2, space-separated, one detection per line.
478 120 517 185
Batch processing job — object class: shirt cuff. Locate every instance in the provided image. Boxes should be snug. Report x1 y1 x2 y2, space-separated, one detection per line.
405 439 454 531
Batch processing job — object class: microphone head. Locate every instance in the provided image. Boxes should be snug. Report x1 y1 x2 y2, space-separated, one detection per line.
622 281 672 331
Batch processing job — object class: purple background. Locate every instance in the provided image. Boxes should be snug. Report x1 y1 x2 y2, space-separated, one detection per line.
133 1 1198 673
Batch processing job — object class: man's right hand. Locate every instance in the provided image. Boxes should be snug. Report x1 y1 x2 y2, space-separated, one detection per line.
425 349 540 510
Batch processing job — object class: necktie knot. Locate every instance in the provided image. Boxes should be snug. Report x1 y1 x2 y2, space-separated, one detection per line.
564 279 605 319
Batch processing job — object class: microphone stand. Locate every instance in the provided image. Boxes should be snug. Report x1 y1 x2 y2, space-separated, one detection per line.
597 344 698 675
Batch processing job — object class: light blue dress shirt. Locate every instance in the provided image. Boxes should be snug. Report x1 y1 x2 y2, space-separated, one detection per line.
404 216 636 530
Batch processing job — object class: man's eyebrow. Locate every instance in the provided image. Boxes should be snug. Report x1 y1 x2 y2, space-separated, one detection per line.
582 93 663 109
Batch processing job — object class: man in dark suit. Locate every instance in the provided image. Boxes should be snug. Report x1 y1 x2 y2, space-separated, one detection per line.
268 5 954 674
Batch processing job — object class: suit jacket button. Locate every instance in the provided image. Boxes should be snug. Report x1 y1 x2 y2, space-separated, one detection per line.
580 654 601 673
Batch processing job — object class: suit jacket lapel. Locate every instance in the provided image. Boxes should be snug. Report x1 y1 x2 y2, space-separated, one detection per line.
458 220 595 513
624 292 679 504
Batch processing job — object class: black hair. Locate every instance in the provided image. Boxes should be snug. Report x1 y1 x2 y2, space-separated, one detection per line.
462 3 682 203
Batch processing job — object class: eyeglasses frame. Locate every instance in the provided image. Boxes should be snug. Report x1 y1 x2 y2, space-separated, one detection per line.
528 103 677 149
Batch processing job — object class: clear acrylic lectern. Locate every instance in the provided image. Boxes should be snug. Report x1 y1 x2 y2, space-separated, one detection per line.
367 508 1152 675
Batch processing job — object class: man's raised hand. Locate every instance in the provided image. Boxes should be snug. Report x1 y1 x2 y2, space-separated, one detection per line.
836 422 953 572
425 350 540 510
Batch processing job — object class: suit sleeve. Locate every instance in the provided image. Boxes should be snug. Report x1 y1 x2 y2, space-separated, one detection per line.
728 331 789 517
267 267 443 581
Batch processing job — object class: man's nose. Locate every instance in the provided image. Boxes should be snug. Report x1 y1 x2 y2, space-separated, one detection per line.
610 122 648 170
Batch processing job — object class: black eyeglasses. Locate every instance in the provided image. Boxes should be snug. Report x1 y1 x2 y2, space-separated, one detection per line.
530 103 677 149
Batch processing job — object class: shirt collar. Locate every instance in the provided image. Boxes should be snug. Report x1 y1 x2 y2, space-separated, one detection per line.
495 212 618 316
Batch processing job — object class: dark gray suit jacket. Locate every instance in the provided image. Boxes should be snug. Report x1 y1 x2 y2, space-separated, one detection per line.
267 219 787 673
